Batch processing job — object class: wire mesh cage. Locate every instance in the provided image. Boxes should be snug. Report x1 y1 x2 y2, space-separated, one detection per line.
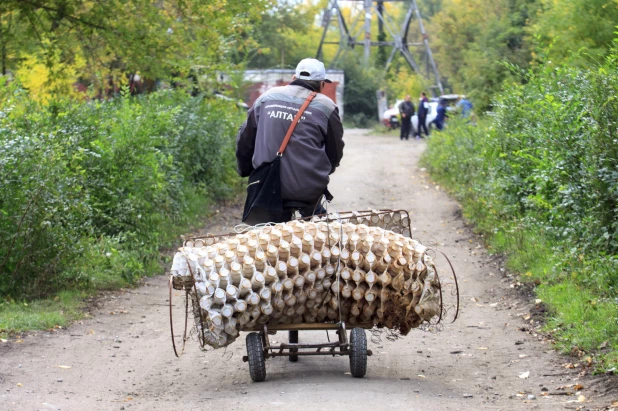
168 209 459 354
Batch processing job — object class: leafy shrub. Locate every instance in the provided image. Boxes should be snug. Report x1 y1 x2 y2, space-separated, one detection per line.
0 87 243 299
422 53 618 369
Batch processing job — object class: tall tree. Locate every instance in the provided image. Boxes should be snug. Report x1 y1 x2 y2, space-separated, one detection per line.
531 0 618 65
237 0 323 69
428 0 539 110
0 0 269 97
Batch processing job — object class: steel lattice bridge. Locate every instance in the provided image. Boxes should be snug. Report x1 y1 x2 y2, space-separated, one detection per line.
316 0 443 95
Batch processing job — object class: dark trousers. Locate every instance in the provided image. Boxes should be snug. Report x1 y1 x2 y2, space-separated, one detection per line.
432 119 444 131
417 116 429 137
400 117 412 140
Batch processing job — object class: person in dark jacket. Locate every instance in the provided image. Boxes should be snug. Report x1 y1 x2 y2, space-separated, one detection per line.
398 95 414 140
416 91 430 139
235 58 345 220
431 99 448 131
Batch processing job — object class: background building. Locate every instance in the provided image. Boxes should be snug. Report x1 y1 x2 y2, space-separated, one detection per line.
242 69 345 119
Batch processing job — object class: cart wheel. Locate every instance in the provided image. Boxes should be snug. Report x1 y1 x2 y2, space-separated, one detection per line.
289 330 298 362
246 332 266 382
349 328 367 378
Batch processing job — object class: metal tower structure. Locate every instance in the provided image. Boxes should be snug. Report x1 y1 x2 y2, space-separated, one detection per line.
316 0 444 95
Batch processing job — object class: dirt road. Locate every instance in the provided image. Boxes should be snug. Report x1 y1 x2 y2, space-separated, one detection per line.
1 129 614 410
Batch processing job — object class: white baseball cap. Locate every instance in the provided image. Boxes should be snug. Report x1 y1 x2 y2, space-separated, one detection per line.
295 58 332 83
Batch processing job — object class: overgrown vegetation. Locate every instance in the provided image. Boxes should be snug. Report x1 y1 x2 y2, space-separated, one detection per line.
0 85 242 322
421 52 618 371
0 1 271 334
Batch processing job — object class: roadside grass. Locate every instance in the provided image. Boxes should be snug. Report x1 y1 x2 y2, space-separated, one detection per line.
0 291 86 338
368 123 393 135
431 161 618 371
489 228 558 281
490 226 618 370
342 119 379 130
539 282 618 361
368 123 420 137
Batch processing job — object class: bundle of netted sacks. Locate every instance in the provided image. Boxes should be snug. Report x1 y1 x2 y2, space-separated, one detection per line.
170 220 441 348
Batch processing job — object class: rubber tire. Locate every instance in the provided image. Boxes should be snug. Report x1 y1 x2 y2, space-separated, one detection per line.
289 330 299 362
349 328 367 378
246 332 266 382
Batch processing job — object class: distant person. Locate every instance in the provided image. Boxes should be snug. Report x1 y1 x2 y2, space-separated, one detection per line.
398 95 414 140
456 95 473 118
431 99 448 131
416 91 430 139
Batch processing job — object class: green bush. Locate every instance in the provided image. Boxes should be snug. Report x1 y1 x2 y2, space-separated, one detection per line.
0 87 242 300
422 55 618 370
346 112 375 129
342 55 382 128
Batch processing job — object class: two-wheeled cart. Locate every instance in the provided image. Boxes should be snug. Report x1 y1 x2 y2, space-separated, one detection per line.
169 209 459 383
244 322 372 382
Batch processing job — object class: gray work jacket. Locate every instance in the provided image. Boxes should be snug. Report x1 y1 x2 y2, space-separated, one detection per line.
236 81 344 204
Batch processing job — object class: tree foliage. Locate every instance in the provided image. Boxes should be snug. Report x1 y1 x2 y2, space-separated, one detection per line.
341 54 384 127
428 0 538 110
426 0 618 111
0 0 268 99
238 0 323 69
530 0 618 65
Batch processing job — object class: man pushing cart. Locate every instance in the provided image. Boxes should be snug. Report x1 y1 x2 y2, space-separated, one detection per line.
234 58 345 378
167 59 459 383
